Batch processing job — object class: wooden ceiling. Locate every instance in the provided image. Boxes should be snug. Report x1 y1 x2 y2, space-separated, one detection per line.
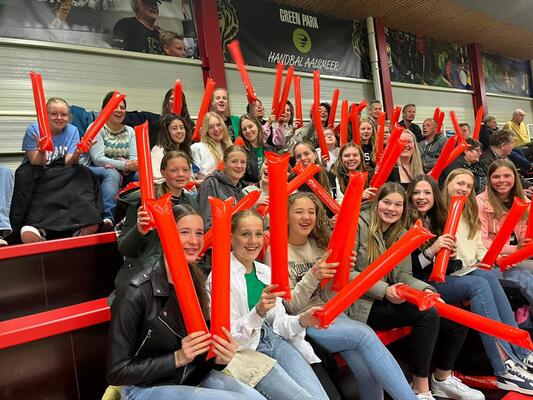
277 0 533 59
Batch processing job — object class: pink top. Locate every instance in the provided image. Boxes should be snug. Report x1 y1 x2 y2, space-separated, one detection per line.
262 121 288 148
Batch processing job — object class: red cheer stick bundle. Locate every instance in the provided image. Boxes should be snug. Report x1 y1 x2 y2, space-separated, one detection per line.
434 302 533 350
351 103 361 145
428 135 458 181
292 163 340 215
207 197 233 359
29 71 54 152
472 106 484 141
146 194 208 334
287 164 321 193
276 66 294 119
369 137 407 189
267 152 291 300
313 70 321 109
375 111 387 163
391 106 401 128
227 40 257 103
339 100 349 146
78 91 126 153
272 63 284 113
497 242 533 272
312 105 330 163
396 285 441 311
314 220 434 327
328 89 340 128
192 78 216 142
134 122 156 226
429 195 467 282
173 79 183 116
482 197 529 266
293 75 303 126
446 133 469 165
322 172 367 291
198 191 261 257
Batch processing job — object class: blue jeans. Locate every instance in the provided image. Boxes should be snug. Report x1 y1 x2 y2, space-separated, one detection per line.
254 325 328 400
122 370 265 400
0 166 14 235
432 269 531 375
509 149 532 171
490 261 533 306
89 166 139 222
307 313 416 400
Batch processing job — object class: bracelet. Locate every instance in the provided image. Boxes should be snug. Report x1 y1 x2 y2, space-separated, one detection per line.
423 248 434 261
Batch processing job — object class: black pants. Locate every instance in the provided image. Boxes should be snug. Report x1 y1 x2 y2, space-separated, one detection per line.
367 300 439 377
434 318 469 371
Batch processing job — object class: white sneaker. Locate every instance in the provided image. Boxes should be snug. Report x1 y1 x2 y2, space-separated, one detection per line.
496 360 533 395
0 237 7 247
523 353 533 372
20 225 45 243
431 374 485 399
415 392 436 400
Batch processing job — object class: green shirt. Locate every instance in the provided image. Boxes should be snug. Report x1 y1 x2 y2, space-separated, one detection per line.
245 266 266 311
254 147 265 169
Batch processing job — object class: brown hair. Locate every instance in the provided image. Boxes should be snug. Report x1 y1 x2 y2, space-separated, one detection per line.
287 192 330 249
155 151 192 198
331 142 368 194
487 159 527 220
293 140 332 193
231 209 265 233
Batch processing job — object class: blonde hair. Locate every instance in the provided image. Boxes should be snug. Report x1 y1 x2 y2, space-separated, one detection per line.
441 168 479 239
487 159 527 220
397 130 424 178
200 111 233 164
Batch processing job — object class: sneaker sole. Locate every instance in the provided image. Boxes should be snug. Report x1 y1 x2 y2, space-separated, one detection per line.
431 387 484 400
21 231 43 244
496 380 533 395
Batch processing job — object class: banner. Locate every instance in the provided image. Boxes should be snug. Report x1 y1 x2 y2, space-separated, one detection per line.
483 53 532 97
387 28 471 90
0 0 199 58
217 0 371 78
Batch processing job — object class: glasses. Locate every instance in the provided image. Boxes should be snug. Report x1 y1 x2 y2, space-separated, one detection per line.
49 112 69 119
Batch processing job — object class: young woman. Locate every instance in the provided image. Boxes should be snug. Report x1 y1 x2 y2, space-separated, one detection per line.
197 146 247 229
360 118 376 167
151 113 194 182
330 142 376 203
191 112 233 180
280 192 417 399
206 209 329 400
285 102 330 152
238 114 272 185
107 205 265 400
210 88 239 141
116 151 199 289
388 130 424 189
292 141 334 197
316 127 339 171
441 139 487 194
477 160 533 320
440 169 533 394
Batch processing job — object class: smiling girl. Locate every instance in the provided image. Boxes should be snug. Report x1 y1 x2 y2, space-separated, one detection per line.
238 114 272 185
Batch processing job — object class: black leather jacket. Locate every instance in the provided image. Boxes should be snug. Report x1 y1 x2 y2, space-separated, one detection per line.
106 260 215 387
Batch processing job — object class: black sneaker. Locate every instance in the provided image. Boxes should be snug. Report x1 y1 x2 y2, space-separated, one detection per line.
496 360 533 395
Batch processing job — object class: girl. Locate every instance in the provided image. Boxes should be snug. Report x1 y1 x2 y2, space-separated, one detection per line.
280 192 418 399
197 145 247 229
206 209 329 400
440 169 533 394
238 114 271 185
388 130 424 189
191 112 233 180
107 205 265 400
210 88 239 141
316 127 339 171
292 141 334 198
360 118 376 167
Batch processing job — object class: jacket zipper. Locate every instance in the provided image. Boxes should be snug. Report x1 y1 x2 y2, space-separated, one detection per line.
134 329 152 358
158 315 184 339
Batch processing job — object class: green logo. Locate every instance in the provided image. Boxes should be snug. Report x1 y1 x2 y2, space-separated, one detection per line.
293 28 311 53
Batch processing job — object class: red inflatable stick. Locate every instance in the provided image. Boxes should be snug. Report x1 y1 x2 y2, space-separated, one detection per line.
146 194 208 334
357 100 368 113
134 122 156 226
429 195 467 282
497 243 533 272
29 71 53 152
234 136 245 146
312 105 330 163
267 152 291 300
227 40 257 103
339 100 349 146
192 77 216 142
391 106 401 127
328 89 340 128
293 75 303 126
482 197 529 266
375 111 386 163
369 138 407 189
428 135 458 181
276 66 294 119
472 106 484 141
433 107 445 133
198 191 261 257
452 372 497 390
323 172 367 291
446 134 469 165
272 63 284 113
434 302 533 351
526 203 533 240
292 163 340 214
173 79 183 116
314 220 434 327
207 197 233 359
78 91 126 153
350 103 361 145
287 164 321 193
396 285 441 311
450 111 463 138
313 70 320 108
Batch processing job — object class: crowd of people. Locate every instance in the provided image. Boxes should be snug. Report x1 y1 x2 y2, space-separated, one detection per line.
2 81 533 399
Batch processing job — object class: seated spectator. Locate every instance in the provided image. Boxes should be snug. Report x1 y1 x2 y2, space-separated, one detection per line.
504 109 530 150
440 138 487 194
197 146 247 229
11 97 102 243
399 103 423 142
367 99 382 129
459 123 471 140
151 113 195 183
0 166 14 246
388 130 424 189
247 99 266 124
289 102 330 150
160 30 186 57
88 92 139 225
247 99 292 152
291 141 334 200
360 119 376 167
479 130 514 173
316 127 339 171
419 118 448 172
211 88 240 141
107 204 265 400
238 114 272 185
191 112 233 180
479 116 498 151
242 163 269 226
